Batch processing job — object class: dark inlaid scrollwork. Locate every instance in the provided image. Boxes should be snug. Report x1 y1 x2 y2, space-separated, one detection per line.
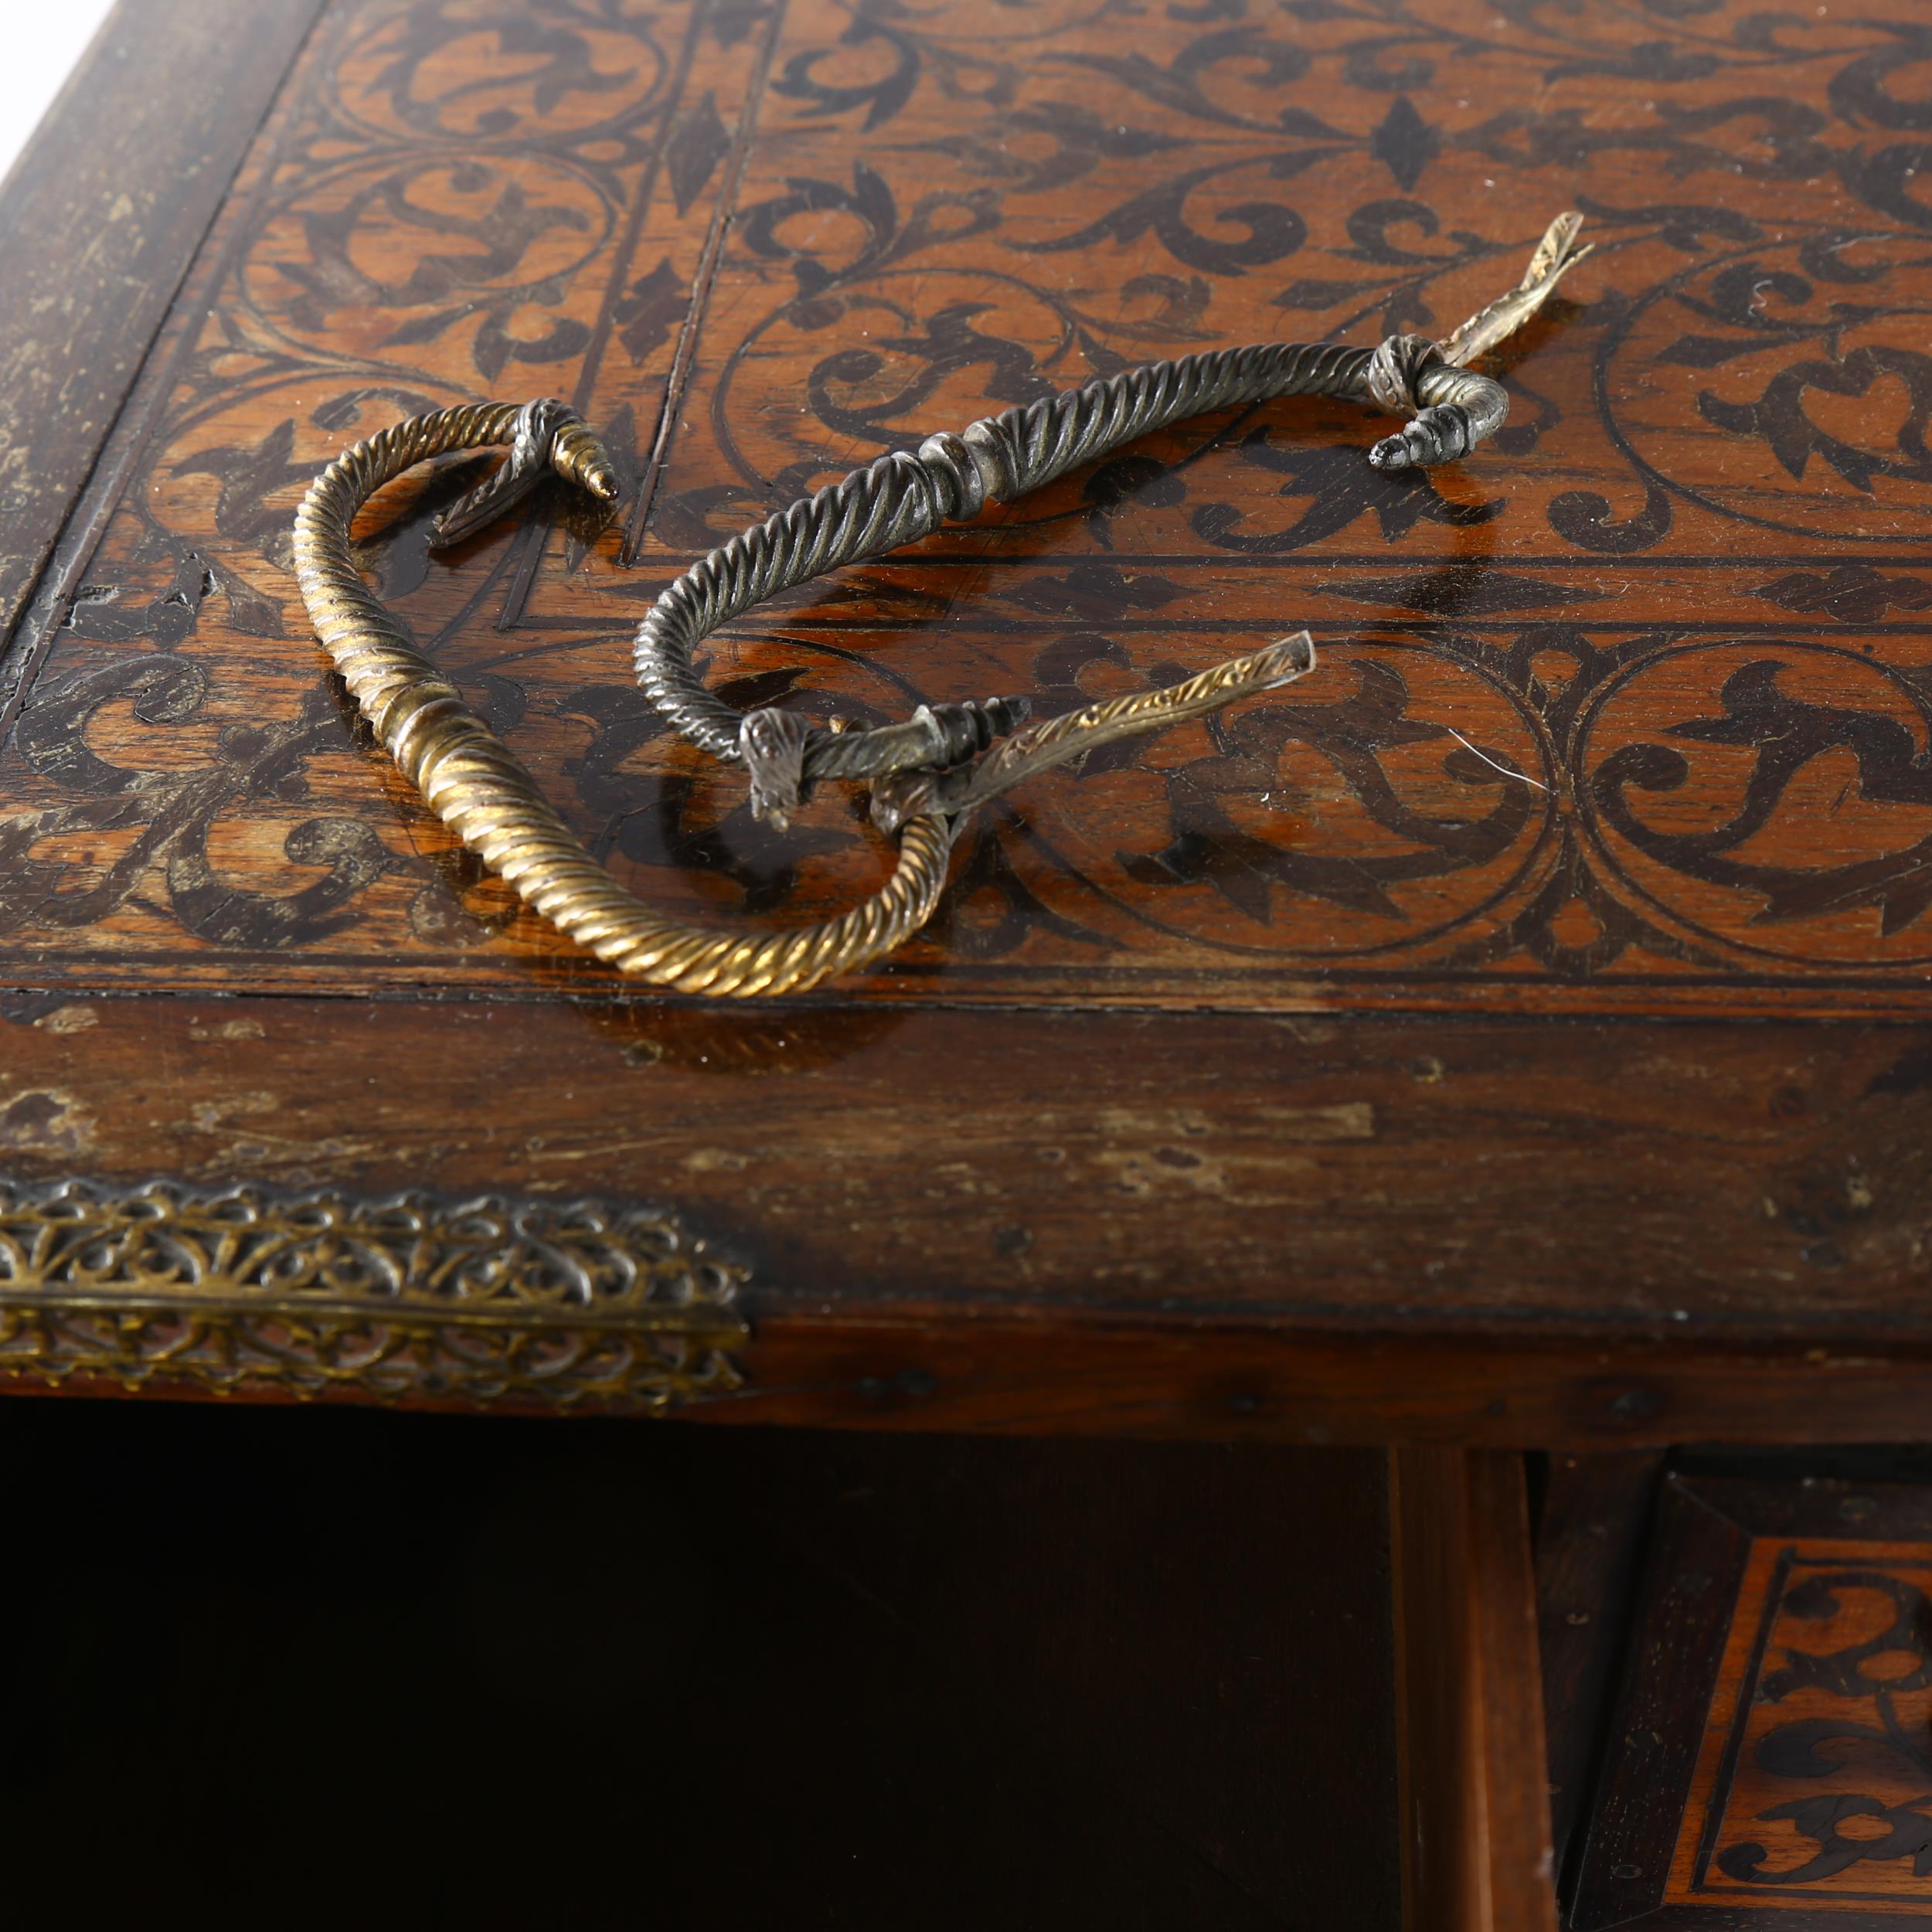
1708 1562 1932 1895
1579 641 1932 966
6 0 1932 1010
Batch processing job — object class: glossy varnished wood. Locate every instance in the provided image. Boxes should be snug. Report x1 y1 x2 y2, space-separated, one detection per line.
1395 1449 1556 1931
8 11 1929 1925
1 0 1930 1444
5 0 1932 1017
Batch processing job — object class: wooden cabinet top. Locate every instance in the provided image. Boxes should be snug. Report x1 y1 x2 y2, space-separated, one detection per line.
4 0 1931 1443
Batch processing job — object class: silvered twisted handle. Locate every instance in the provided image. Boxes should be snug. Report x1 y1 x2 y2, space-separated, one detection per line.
638 212 1590 828
292 214 1587 996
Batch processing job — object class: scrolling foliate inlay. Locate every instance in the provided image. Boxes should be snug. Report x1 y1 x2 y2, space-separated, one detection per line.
1668 1540 1932 1911
0 1177 747 1410
7 0 1932 1012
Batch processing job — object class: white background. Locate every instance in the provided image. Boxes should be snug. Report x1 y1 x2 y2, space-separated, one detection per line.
0 5 122 189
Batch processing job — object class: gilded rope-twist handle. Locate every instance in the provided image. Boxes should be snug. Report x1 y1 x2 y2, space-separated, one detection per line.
293 215 1588 997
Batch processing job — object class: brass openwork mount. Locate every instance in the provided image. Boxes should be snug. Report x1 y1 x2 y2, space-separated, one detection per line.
294 215 1590 996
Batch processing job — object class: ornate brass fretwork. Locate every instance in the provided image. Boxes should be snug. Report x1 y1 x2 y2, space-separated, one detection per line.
0 1176 747 1410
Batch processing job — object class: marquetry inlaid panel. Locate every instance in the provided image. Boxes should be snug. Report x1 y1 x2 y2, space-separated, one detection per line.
1668 1537 1932 1916
1575 1476 1932 1929
5 0 1932 1013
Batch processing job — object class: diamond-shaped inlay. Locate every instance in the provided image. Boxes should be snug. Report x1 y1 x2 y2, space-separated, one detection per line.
1371 96 1440 192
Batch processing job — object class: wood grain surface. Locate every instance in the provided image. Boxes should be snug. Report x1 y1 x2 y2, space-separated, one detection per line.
2 0 1931 1435
3 990 1932 1439
1573 1474 1932 1929
1395 1447 1557 1932
5 0 1932 1015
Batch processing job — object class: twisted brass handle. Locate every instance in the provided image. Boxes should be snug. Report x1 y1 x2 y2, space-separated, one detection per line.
292 403 961 995
292 216 1587 997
